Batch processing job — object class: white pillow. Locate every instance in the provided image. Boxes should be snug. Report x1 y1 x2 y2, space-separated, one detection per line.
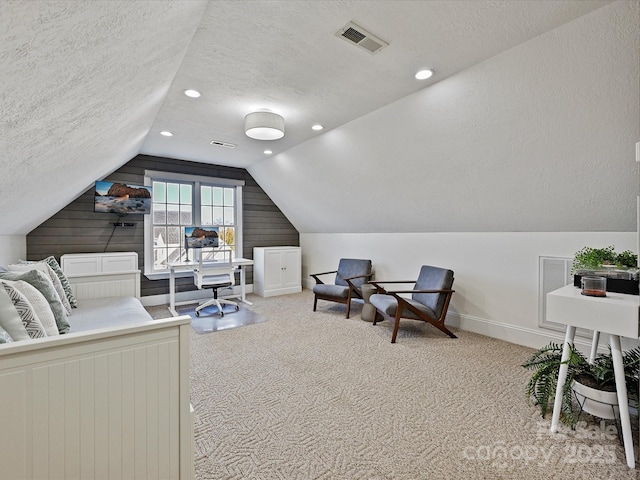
5 279 59 336
0 284 29 341
8 263 72 315
1 282 47 339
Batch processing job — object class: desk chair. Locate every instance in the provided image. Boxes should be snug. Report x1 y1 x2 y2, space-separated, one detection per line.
193 249 239 317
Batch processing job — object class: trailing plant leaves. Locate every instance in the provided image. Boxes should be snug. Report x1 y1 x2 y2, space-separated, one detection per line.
522 342 589 427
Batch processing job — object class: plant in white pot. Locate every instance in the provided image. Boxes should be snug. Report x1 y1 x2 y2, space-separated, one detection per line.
522 343 640 427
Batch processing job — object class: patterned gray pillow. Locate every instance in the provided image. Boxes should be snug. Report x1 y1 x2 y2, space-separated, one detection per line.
1 282 47 339
18 256 78 309
8 279 59 336
9 262 71 315
0 270 70 334
44 256 78 309
0 285 29 341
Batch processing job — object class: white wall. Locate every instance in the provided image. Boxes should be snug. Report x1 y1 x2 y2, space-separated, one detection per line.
251 1 639 234
0 235 26 266
302 232 637 350
249 2 640 351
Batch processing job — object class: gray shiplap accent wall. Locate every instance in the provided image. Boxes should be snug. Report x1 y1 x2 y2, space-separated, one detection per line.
26 154 299 297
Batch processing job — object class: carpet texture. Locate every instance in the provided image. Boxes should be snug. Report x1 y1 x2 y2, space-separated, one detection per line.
188 290 639 479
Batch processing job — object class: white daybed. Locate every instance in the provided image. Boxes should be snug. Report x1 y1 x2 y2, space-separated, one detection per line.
0 252 193 480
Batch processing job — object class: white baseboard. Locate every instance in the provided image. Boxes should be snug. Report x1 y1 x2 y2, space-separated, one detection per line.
142 284 633 353
447 312 604 352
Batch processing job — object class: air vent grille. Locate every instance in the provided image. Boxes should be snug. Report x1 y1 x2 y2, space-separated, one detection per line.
210 140 236 149
336 21 388 54
342 27 366 44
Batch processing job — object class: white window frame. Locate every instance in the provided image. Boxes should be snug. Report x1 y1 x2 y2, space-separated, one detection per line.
143 170 244 280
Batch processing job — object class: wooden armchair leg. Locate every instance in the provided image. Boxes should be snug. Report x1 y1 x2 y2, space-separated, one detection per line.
313 296 318 312
431 320 457 339
391 313 402 343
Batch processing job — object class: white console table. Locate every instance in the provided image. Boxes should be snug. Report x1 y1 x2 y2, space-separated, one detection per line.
546 284 640 469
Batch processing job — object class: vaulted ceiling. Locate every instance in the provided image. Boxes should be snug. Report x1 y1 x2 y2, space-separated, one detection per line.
2 0 636 236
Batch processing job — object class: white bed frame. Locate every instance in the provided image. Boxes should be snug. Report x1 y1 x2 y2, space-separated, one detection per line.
61 251 142 300
0 253 194 479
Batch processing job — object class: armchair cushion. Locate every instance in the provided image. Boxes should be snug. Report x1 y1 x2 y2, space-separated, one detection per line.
313 284 350 298
369 294 437 320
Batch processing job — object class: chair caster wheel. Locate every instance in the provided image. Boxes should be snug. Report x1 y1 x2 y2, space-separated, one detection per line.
219 312 224 317
235 305 240 311
195 311 200 317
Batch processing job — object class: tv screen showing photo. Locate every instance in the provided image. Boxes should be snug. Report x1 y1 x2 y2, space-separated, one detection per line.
185 226 220 248
94 181 152 215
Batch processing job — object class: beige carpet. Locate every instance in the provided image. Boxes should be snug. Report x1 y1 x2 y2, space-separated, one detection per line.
181 291 639 479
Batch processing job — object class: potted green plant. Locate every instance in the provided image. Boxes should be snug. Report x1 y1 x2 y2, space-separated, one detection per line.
522 342 640 427
571 246 639 295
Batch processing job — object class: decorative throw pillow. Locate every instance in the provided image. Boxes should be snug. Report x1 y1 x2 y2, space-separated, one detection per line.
45 256 77 308
0 286 29 341
0 270 70 334
19 257 78 308
1 283 47 339
8 263 72 315
6 279 59 336
0 324 13 343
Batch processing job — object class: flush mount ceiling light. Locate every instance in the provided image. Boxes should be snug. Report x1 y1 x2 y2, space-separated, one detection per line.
184 89 201 98
312 124 324 131
245 111 285 140
415 69 434 80
160 131 173 137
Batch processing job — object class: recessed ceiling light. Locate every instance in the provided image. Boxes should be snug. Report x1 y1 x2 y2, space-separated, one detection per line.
312 124 324 131
184 89 201 98
264 150 273 155
160 131 173 137
415 69 434 80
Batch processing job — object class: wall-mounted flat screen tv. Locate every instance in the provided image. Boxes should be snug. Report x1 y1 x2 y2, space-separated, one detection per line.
185 226 220 249
94 181 152 215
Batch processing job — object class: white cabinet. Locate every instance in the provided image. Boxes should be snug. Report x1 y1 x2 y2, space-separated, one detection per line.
253 247 301 297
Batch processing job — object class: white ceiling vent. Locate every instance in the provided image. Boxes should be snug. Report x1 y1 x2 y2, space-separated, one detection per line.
210 140 236 149
336 21 388 55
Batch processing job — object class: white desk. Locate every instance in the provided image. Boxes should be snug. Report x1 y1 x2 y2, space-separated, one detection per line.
547 284 640 469
168 258 254 316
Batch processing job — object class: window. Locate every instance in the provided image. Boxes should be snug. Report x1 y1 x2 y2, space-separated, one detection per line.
143 170 244 278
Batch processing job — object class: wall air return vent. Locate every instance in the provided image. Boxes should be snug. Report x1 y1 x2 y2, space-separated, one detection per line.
210 140 236 149
336 21 388 55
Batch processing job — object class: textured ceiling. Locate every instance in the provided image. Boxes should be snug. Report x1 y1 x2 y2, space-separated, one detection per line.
0 0 618 235
141 0 612 167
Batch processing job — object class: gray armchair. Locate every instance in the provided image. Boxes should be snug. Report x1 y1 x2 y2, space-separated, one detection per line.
311 258 373 318
369 265 455 343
